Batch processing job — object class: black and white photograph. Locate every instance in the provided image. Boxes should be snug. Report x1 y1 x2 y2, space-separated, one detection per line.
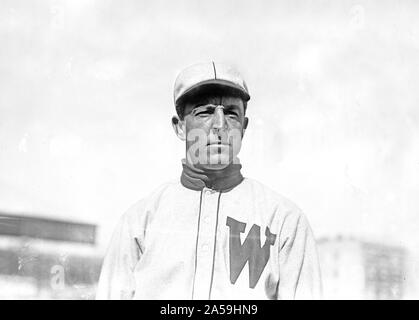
0 0 418 301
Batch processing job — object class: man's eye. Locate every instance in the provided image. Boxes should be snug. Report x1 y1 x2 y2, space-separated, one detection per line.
226 112 239 117
195 111 211 116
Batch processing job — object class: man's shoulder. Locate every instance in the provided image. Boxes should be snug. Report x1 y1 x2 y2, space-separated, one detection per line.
241 177 305 217
241 178 314 233
241 177 297 204
142 179 181 201
121 179 181 219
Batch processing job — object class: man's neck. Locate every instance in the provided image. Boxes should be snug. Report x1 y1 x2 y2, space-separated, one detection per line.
180 159 244 191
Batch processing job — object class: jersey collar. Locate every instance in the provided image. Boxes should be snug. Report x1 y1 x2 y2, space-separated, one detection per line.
180 158 244 192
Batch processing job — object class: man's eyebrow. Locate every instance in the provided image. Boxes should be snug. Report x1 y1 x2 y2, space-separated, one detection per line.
190 104 215 114
193 103 216 110
223 105 241 111
192 103 240 111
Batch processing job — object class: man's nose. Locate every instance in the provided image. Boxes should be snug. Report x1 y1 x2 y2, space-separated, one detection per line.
212 106 227 130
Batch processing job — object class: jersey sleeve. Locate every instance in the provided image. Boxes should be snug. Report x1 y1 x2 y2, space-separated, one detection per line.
277 209 322 300
95 204 144 300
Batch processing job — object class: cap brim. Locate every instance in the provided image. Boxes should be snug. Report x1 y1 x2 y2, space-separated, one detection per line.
175 79 250 105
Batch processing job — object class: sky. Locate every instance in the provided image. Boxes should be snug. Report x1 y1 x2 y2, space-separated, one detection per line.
1 0 419 281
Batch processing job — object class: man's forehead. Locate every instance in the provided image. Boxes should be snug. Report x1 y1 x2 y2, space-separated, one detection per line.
189 94 244 107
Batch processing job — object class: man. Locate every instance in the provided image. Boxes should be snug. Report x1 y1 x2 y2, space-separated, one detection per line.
96 61 322 300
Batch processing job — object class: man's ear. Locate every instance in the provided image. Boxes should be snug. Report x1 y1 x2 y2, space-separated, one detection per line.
172 116 186 141
242 117 249 137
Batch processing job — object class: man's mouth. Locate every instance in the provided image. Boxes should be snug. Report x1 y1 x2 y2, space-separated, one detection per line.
207 141 229 146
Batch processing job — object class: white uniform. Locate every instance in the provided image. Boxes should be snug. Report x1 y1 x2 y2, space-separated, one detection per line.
96 177 322 300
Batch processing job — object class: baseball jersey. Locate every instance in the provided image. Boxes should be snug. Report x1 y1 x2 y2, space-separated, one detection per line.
96 172 322 300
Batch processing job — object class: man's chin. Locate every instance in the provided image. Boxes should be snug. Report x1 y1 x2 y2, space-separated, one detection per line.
199 163 229 170
197 155 232 170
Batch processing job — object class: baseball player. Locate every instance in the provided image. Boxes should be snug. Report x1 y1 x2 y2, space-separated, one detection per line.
96 62 322 300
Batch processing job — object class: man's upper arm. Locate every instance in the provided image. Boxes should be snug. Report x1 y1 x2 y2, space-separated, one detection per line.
95 203 144 300
277 208 322 299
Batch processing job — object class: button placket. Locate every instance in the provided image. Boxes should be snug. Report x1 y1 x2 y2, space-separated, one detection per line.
193 188 220 300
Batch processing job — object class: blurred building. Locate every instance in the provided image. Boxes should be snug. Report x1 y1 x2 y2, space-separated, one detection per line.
318 236 407 299
0 212 103 299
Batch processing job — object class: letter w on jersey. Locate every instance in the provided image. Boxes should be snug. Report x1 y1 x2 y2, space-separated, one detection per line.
226 216 277 289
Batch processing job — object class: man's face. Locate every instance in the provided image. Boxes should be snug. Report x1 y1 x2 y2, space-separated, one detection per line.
175 94 248 170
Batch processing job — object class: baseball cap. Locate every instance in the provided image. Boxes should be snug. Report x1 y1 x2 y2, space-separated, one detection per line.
173 61 251 107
